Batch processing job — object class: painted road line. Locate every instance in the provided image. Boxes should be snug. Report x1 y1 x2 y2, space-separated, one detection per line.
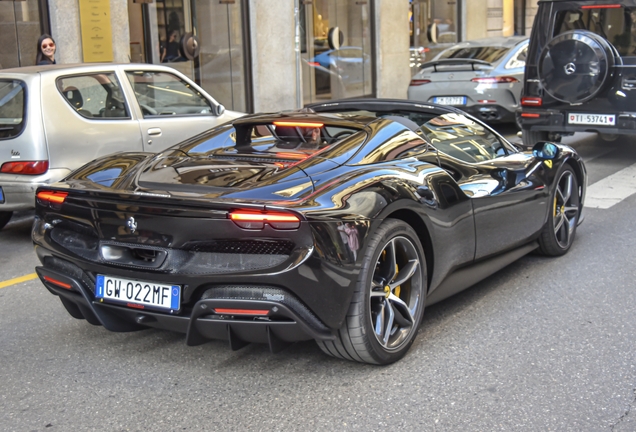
585 162 636 209
0 273 38 289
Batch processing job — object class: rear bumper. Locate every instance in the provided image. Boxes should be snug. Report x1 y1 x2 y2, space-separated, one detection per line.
407 83 519 123
0 169 70 211
36 258 336 352
518 110 636 135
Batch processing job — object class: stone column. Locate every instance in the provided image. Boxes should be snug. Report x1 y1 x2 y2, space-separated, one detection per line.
248 0 297 112
47 0 130 64
373 0 410 99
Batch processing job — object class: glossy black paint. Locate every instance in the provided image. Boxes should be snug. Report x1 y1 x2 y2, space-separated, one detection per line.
32 99 587 348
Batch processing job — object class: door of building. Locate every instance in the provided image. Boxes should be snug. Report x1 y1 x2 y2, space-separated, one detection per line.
129 0 249 112
0 0 45 68
301 0 373 105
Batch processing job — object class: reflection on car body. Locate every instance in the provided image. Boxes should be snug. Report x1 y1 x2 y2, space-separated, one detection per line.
33 98 587 365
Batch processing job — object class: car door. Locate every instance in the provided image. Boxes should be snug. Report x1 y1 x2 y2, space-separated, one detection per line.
122 69 227 152
44 71 143 173
427 115 548 259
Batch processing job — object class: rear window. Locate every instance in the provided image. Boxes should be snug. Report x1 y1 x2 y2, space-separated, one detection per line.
184 122 363 160
0 80 26 140
438 47 509 63
554 7 635 56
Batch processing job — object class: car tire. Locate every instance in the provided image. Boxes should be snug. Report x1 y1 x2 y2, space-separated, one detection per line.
316 219 427 365
599 133 620 142
522 129 549 147
537 165 580 256
0 211 13 230
538 30 616 104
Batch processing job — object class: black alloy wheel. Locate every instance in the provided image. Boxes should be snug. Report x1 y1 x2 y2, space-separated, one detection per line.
538 166 580 256
0 211 13 230
317 219 426 364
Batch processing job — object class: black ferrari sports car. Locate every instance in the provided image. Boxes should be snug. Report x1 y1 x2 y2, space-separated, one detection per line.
32 99 586 365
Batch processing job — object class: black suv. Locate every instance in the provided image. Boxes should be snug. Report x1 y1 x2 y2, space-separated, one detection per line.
519 0 636 146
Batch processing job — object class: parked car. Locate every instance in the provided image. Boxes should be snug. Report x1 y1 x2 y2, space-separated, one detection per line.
519 1 636 146
0 63 244 229
408 37 529 125
33 99 586 365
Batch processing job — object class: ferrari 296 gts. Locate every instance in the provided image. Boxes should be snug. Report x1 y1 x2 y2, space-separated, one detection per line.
32 99 586 364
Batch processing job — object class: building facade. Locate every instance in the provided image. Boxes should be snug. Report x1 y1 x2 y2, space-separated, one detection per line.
0 0 540 113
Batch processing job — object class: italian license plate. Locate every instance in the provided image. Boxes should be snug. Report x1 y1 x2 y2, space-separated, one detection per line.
568 113 616 126
95 274 180 311
0 187 4 204
433 96 467 106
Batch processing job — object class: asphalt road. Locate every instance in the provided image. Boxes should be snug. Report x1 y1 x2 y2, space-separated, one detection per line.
1 130 635 431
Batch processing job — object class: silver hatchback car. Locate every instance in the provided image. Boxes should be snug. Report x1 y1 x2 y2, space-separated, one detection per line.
408 37 529 125
0 63 243 229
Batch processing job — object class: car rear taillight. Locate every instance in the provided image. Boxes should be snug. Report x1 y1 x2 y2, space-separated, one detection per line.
1 160 49 175
409 79 431 86
213 308 270 316
273 121 324 128
229 210 301 230
581 4 621 9
471 76 518 84
521 97 543 107
36 190 68 205
43 276 72 290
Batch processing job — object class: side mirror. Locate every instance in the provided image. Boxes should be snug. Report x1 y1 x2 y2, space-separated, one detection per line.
214 104 226 116
532 141 559 160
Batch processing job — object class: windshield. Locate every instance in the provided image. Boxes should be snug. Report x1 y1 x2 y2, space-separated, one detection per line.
438 46 509 63
554 6 635 56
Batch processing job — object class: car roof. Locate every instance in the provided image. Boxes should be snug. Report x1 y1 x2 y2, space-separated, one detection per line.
442 36 529 49
0 63 184 77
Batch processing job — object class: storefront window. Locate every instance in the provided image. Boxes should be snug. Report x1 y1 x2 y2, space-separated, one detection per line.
302 0 373 104
195 0 247 112
134 0 247 112
0 0 42 68
409 0 458 74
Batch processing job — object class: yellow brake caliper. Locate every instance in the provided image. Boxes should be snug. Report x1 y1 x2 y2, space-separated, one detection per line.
394 264 401 298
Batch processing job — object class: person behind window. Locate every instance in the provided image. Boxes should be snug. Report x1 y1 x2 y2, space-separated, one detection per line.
299 127 324 149
36 34 56 65
161 30 183 63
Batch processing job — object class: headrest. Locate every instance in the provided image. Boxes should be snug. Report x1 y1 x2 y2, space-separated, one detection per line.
63 86 83 110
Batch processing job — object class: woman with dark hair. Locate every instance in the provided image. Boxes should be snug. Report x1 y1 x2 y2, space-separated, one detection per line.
35 34 56 65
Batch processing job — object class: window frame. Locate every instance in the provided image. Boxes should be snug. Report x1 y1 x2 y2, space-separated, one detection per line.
125 70 215 119
0 79 27 141
55 72 132 121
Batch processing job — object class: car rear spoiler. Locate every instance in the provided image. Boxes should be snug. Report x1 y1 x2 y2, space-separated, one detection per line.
421 58 493 71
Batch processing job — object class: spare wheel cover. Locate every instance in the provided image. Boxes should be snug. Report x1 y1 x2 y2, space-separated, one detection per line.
538 30 615 104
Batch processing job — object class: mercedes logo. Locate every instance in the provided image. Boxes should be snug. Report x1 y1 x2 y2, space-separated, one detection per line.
564 63 576 75
127 216 138 234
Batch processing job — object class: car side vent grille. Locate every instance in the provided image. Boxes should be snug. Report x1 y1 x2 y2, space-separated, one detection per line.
182 240 294 255
210 155 292 164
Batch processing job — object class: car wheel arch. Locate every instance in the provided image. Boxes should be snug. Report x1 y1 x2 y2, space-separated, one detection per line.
382 208 434 291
